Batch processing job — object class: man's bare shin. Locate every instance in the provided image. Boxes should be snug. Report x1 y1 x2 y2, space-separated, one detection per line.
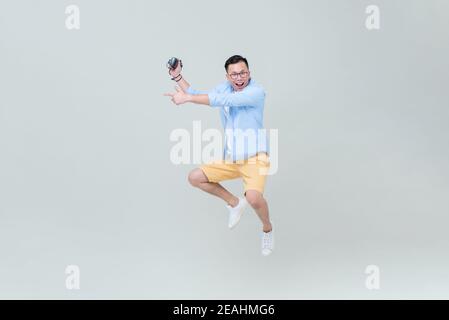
196 181 238 207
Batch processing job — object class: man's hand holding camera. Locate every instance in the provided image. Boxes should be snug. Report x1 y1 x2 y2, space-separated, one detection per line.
164 57 210 107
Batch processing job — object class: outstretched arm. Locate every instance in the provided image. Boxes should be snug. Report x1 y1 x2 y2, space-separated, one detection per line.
207 87 264 107
164 86 264 108
188 94 210 105
164 87 210 106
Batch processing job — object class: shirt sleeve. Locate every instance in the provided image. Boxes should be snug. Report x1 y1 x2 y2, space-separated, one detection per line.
208 86 265 108
186 82 227 98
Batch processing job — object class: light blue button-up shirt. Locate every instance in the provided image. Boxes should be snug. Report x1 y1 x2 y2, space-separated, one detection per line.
186 78 269 161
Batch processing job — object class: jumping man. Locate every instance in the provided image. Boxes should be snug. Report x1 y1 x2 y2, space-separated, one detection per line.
164 55 274 256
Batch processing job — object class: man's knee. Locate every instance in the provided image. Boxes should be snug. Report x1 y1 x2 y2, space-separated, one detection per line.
245 190 264 208
188 168 208 187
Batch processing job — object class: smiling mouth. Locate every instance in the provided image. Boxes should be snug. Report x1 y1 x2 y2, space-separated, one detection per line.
235 82 245 88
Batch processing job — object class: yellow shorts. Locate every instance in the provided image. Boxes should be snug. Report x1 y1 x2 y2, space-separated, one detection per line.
199 152 270 194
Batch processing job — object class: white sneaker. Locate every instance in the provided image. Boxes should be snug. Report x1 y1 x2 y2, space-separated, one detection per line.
261 228 274 256
226 197 248 229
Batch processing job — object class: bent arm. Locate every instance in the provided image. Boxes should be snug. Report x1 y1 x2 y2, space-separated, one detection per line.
176 77 191 92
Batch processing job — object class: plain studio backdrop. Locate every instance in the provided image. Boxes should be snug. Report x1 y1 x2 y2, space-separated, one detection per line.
0 0 448 299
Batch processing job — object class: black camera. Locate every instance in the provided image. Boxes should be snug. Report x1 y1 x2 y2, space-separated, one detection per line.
166 57 183 70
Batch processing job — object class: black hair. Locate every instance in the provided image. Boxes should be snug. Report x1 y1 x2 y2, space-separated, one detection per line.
224 55 249 71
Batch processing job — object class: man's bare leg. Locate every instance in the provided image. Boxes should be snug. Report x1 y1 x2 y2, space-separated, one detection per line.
245 190 272 232
188 168 239 207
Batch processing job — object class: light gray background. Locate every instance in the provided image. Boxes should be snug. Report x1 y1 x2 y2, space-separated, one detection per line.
1 0 448 299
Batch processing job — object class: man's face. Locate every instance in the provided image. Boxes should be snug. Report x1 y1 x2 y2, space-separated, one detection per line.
226 61 251 92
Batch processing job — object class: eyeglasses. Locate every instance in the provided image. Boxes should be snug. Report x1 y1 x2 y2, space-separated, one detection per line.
228 71 249 80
